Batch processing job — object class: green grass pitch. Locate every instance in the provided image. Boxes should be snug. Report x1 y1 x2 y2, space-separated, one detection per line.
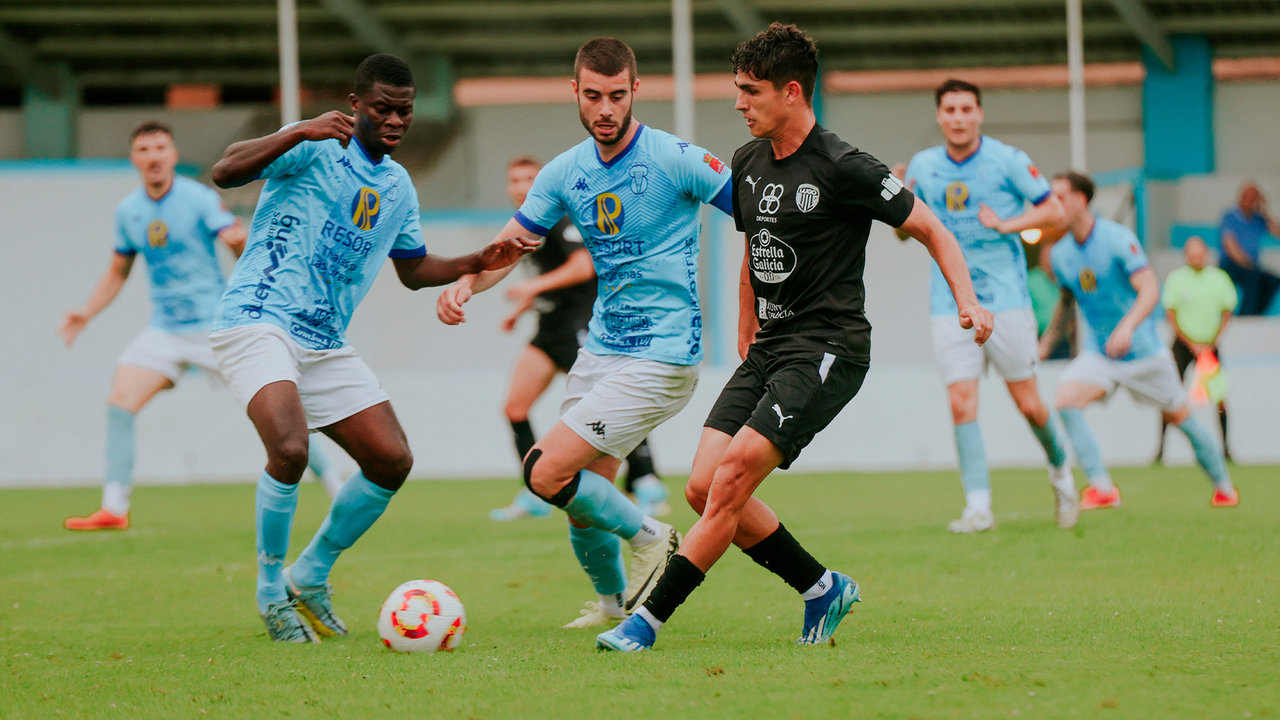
3 466 1277 719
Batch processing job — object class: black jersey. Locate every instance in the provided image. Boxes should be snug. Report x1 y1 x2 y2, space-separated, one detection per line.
526 217 595 315
732 124 914 360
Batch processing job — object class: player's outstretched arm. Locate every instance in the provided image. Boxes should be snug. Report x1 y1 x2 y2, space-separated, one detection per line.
211 112 355 188
977 193 1066 236
436 217 546 325
899 197 994 344
58 252 135 348
396 235 538 293
1105 267 1158 358
737 237 759 360
1039 288 1075 360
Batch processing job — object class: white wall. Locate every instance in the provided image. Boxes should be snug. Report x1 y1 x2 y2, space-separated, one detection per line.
2 166 1277 489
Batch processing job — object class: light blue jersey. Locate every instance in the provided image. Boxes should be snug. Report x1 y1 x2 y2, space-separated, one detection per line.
514 125 732 365
905 136 1052 316
115 175 237 332
1050 217 1161 361
214 136 426 350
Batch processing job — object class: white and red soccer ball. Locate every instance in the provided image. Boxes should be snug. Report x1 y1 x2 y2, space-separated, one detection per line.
376 579 466 653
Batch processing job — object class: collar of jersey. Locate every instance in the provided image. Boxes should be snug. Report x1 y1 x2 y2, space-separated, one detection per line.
145 177 178 204
350 135 385 166
945 136 984 167
595 124 644 168
1076 216 1099 246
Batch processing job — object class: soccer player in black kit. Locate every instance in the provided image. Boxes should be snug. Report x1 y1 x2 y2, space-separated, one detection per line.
598 23 993 652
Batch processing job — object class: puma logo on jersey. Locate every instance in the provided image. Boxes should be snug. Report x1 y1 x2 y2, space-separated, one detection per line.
744 174 759 192
772 404 794 428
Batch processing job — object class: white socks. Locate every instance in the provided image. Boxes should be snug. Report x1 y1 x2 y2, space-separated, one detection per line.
802 569 835 601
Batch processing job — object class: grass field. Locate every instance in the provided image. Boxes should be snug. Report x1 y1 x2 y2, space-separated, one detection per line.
3 465 1277 719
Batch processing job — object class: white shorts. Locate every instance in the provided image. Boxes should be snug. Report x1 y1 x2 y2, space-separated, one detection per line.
560 349 699 458
932 307 1039 386
1060 350 1185 412
210 324 389 430
117 326 220 383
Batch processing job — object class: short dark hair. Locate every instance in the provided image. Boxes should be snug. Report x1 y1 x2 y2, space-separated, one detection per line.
731 23 819 104
574 37 637 83
354 54 414 95
507 155 541 171
1055 170 1095 202
130 121 172 142
935 78 982 108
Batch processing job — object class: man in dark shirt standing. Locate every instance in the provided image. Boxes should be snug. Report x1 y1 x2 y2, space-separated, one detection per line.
598 23 992 652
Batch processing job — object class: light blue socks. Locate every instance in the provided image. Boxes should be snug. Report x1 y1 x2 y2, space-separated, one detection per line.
1058 408 1110 485
954 421 991 511
306 435 333 478
101 405 136 515
568 523 627 599
562 468 644 540
1177 417 1232 488
255 471 299 610
1030 415 1069 468
291 472 394 588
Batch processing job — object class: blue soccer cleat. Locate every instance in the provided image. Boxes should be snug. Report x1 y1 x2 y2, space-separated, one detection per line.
797 572 860 645
595 613 657 652
284 566 348 637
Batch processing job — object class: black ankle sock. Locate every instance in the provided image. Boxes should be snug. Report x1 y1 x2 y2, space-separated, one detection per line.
641 554 705 623
742 523 825 595
624 439 656 490
510 419 535 463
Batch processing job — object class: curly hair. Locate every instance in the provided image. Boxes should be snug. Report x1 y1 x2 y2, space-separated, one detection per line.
730 22 819 104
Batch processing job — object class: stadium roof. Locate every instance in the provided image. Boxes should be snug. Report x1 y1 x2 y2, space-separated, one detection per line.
3 0 1279 104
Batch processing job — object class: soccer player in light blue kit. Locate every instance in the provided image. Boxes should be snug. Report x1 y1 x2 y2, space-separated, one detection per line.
209 54 535 642
903 78 1075 533
438 38 734 629
59 122 254 530
1040 171 1238 509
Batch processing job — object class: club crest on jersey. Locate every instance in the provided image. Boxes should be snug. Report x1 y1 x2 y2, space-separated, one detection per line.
629 164 649 195
350 187 380 231
945 181 969 211
795 183 820 213
594 192 624 235
758 183 784 215
749 228 797 283
147 219 169 248
1079 267 1098 293
703 152 726 174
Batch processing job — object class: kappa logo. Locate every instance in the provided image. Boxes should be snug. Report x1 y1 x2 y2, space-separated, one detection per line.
587 420 607 437
744 174 759 192
771 404 794 428
759 183 784 214
573 177 590 192
629 164 649 195
795 183 820 213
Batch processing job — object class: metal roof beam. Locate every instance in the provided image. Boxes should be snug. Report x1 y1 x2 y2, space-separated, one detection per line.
713 0 765 37
1106 0 1174 69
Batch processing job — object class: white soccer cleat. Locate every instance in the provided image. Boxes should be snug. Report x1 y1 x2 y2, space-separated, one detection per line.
562 601 626 629
624 522 681 613
947 507 995 534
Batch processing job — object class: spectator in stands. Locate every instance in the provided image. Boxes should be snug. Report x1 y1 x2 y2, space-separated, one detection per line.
1157 235 1237 462
1219 181 1280 315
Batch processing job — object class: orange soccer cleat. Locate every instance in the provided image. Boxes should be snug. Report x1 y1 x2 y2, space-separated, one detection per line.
1210 487 1240 508
63 508 130 531
1079 485 1121 510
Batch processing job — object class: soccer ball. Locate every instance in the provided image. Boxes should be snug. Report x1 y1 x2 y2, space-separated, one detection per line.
376 579 466 653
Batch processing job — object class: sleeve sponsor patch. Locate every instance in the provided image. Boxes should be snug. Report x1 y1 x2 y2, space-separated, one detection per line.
1028 164 1041 178
703 153 727 174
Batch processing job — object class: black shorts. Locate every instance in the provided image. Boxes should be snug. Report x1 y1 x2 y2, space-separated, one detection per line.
530 305 590 372
704 344 869 470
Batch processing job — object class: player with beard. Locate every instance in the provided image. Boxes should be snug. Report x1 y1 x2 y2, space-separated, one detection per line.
437 38 734 629
597 23 992 652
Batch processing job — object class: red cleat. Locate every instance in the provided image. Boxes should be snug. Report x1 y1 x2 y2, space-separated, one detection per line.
1079 485 1121 510
1211 487 1239 508
64 508 130 531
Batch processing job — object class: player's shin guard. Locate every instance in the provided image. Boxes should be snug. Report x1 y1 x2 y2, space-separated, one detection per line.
290 471 394 587
1030 414 1069 468
742 523 826 595
1058 408 1110 486
954 421 991 510
562 468 645 539
256 471 299 610
1177 416 1232 488
640 554 705 625
569 523 627 599
102 405 136 515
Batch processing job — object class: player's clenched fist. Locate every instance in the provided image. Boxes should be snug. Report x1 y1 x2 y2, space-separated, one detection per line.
958 303 995 345
436 282 473 325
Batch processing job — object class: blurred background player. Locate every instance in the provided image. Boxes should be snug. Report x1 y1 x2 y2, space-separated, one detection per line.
1156 235 1237 463
1218 181 1280 316
1040 172 1238 509
900 79 1074 533
56 122 348 530
598 23 993 652
438 38 733 630
209 54 535 642
488 155 669 521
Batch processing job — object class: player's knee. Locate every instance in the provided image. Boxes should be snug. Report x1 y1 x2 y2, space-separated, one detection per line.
684 476 709 515
948 392 978 424
1015 395 1046 421
270 436 311 481
1163 407 1189 425
523 449 578 507
502 402 529 424
364 444 413 491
